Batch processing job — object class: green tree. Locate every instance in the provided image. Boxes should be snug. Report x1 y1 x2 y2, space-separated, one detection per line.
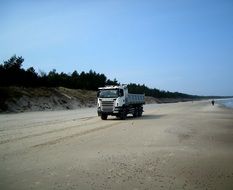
3 55 24 70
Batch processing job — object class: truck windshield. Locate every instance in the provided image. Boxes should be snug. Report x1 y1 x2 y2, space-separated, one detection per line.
99 89 118 98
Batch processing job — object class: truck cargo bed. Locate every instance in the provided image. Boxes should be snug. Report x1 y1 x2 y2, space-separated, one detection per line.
127 94 145 105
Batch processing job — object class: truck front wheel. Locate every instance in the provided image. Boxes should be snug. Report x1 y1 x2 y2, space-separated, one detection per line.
101 114 108 120
119 109 127 120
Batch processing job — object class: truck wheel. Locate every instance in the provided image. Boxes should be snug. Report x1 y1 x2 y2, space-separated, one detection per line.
133 108 138 117
120 109 127 120
138 110 142 117
101 114 108 120
138 107 143 117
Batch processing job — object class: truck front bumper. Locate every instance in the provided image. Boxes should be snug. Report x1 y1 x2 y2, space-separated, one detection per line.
97 107 122 116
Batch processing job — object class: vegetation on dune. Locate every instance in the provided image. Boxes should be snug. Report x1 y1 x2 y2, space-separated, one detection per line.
0 55 203 99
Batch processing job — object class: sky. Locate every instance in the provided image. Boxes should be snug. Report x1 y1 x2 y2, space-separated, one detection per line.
1 0 233 96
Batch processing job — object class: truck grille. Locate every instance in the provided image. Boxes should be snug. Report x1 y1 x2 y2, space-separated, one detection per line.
101 101 114 112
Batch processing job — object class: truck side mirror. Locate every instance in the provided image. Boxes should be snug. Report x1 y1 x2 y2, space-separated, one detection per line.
97 91 100 97
119 89 124 97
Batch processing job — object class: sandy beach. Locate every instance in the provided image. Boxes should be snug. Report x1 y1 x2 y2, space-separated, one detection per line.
0 101 233 190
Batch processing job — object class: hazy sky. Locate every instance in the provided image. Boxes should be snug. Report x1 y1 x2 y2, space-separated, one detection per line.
1 0 233 96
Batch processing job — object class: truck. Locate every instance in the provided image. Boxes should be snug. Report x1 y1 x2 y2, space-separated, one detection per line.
97 85 145 120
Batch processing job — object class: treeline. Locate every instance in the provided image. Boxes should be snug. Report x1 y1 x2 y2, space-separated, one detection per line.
127 83 198 99
0 55 198 99
0 55 118 90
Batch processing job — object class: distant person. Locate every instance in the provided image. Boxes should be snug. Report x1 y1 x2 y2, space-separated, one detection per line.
211 100 215 106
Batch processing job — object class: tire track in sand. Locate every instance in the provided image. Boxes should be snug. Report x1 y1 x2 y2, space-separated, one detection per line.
0 117 98 145
32 121 122 148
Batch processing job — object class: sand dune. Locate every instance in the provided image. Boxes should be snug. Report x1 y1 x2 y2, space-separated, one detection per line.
0 101 233 189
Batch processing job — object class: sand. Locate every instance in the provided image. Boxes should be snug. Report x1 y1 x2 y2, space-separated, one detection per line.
0 101 233 190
